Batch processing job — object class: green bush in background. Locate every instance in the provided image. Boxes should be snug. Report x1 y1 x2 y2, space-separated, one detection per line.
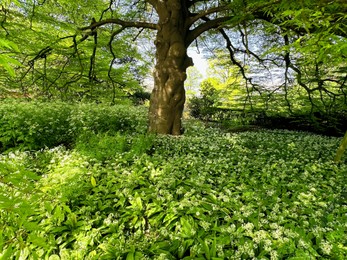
0 101 148 152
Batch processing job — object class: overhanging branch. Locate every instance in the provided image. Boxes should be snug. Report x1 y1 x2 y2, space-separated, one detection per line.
187 5 230 28
79 18 157 31
186 16 231 47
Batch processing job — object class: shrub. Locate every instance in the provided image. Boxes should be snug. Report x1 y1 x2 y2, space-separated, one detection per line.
68 103 147 136
0 101 148 152
0 101 72 151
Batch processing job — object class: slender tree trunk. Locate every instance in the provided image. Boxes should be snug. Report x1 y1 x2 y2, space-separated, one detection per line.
334 130 347 163
148 1 193 135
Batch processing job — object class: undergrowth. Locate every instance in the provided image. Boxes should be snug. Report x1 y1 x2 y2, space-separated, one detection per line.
0 100 147 152
0 101 346 259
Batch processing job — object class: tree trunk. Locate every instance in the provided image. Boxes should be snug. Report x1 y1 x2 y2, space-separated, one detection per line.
334 130 347 163
148 1 193 135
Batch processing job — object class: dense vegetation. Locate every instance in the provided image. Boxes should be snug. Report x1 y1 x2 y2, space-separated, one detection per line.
0 101 147 152
1 102 346 259
0 1 150 102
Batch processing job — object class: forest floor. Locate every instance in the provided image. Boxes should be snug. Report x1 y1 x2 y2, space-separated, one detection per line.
1 101 346 259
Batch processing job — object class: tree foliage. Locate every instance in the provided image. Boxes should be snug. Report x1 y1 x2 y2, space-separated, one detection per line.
0 0 150 101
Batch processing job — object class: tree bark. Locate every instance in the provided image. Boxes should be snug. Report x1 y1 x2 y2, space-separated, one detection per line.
148 0 193 135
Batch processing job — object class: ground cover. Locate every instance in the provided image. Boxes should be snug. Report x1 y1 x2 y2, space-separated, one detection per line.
0 102 346 259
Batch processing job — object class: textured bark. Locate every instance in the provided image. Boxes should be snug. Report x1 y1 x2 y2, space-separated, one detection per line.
148 0 193 135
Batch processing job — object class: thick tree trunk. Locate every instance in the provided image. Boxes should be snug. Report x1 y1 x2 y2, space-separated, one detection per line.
148 1 193 135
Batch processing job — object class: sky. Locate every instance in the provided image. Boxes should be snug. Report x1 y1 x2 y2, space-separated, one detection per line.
144 48 209 90
187 49 208 78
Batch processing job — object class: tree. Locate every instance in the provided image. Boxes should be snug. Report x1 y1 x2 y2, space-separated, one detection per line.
185 66 202 99
79 1 232 135
189 78 222 122
2 0 347 134
334 130 347 163
0 0 148 101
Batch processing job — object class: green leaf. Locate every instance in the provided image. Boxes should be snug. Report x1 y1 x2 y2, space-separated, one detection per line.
0 55 21 77
210 236 217 258
198 238 210 260
180 216 195 238
0 246 13 260
48 255 60 260
126 250 135 260
91 176 97 187
28 233 48 248
0 39 19 52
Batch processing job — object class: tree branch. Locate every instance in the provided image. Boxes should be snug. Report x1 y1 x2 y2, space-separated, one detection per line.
187 5 230 28
186 16 231 47
79 18 157 31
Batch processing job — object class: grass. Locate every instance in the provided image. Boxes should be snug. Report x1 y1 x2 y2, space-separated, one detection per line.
0 101 346 259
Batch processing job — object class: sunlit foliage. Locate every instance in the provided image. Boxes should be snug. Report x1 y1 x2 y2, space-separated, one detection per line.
0 102 346 259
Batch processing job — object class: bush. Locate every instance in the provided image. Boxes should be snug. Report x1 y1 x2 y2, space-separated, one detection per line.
0 101 148 152
253 112 347 136
0 101 72 151
68 103 148 135
129 90 151 105
189 96 347 136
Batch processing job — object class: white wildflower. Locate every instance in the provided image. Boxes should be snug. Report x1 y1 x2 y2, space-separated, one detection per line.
321 241 333 255
264 239 272 251
298 239 308 249
317 201 328 208
270 250 278 260
199 221 211 231
271 228 282 239
243 222 255 232
253 230 268 244
269 223 279 229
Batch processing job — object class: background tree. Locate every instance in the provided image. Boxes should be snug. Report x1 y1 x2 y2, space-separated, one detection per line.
185 66 202 99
